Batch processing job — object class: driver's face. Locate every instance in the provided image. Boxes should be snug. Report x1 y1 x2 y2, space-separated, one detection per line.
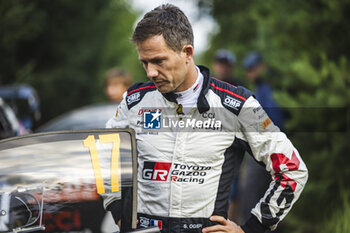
136 35 189 93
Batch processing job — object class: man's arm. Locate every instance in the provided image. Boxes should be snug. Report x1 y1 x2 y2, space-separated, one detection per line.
237 96 308 233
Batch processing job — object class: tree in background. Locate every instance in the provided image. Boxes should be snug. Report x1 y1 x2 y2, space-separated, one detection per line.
197 0 350 232
0 0 144 124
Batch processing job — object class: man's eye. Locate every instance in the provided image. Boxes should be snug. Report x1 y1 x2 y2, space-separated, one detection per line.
153 59 163 65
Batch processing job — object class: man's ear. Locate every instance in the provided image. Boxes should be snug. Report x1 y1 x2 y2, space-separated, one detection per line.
182 45 194 61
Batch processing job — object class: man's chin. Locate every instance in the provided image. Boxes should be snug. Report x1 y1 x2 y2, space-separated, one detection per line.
156 86 173 93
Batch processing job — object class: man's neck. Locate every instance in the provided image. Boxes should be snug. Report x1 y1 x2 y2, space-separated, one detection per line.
175 66 201 95
174 66 203 114
175 63 198 92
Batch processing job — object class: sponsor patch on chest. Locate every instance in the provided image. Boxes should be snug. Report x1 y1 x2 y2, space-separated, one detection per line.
142 162 212 184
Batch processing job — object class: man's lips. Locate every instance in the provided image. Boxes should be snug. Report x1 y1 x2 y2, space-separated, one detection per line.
153 80 166 86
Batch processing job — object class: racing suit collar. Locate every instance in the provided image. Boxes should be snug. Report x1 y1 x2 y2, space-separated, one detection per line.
161 65 210 114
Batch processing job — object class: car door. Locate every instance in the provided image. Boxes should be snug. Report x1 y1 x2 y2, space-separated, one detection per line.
0 129 137 233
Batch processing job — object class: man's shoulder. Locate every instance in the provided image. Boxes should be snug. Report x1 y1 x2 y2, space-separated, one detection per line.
222 76 244 87
209 78 254 115
125 81 157 109
127 81 157 94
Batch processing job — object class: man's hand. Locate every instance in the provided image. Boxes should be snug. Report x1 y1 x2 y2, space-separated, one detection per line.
202 216 244 233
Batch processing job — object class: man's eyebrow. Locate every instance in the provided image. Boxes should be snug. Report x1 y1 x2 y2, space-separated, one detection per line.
139 56 167 63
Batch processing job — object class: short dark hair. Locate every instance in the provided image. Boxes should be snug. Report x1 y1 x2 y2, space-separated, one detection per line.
131 4 194 52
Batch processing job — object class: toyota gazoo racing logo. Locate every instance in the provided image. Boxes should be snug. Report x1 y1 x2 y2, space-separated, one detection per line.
142 162 211 184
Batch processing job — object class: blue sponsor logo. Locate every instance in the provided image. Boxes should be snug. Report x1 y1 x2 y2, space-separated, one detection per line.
143 110 161 129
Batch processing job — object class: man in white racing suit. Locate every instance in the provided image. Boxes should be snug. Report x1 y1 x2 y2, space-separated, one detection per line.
105 4 308 233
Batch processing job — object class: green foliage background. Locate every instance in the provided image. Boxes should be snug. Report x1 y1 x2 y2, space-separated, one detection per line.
1 0 350 232
197 0 350 232
0 0 145 123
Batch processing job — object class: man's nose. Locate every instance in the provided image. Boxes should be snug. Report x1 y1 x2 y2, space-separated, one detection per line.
146 64 159 79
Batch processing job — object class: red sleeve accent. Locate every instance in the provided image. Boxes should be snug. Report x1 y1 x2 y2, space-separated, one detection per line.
271 151 300 191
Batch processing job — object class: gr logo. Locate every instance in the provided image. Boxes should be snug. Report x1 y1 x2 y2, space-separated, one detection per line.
142 162 172 181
